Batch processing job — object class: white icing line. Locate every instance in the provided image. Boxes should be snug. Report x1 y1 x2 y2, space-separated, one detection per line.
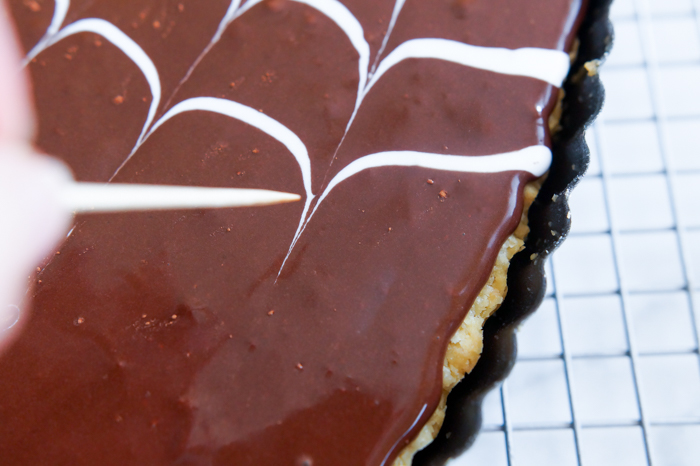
43 18 161 176
311 145 551 225
163 0 242 110
164 0 370 157
283 145 550 275
23 0 70 64
209 0 243 48
48 0 70 36
369 0 406 77
145 96 315 273
238 0 370 113
149 97 312 197
336 39 568 175
235 0 373 181
368 38 570 94
232 0 257 17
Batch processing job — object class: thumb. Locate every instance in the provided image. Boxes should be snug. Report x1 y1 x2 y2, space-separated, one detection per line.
0 144 74 348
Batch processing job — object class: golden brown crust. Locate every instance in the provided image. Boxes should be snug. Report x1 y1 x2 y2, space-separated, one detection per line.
393 181 541 466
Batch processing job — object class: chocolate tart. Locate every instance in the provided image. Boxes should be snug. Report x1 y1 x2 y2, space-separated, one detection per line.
1 1 609 464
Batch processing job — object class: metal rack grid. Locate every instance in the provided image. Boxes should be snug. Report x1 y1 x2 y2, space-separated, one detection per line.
450 0 700 464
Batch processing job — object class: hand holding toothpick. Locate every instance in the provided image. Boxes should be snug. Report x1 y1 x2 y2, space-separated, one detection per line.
0 2 299 351
0 3 74 349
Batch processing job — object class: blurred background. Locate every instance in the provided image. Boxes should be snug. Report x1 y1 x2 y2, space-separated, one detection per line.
453 0 700 464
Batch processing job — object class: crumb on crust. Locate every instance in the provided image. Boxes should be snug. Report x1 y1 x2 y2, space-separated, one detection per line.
584 59 601 76
393 181 541 466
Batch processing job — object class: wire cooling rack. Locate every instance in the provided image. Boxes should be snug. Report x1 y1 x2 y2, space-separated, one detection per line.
449 0 700 464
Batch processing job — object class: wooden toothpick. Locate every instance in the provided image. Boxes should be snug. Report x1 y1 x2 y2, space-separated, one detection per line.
60 182 301 213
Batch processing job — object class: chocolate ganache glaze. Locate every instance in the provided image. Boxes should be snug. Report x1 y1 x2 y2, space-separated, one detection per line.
4 1 586 464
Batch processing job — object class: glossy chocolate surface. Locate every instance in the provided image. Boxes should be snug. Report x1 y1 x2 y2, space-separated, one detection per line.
3 1 584 464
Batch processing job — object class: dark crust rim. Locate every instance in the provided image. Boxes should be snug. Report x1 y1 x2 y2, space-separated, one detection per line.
414 1 614 464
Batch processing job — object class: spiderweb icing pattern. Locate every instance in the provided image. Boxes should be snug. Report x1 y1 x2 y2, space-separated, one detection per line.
25 0 569 268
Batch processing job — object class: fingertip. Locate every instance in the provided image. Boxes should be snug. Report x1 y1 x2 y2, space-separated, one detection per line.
0 1 36 142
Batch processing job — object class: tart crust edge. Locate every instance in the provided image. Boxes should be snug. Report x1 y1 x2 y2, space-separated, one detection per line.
393 179 542 466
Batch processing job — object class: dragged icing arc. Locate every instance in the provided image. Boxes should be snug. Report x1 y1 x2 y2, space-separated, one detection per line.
207 0 242 49
149 97 312 198
311 146 552 227
237 0 370 112
369 0 406 76
23 0 70 64
165 0 242 108
337 39 569 173
46 0 70 38
368 39 570 92
166 0 369 115
45 18 161 173
283 146 551 275
146 96 315 272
